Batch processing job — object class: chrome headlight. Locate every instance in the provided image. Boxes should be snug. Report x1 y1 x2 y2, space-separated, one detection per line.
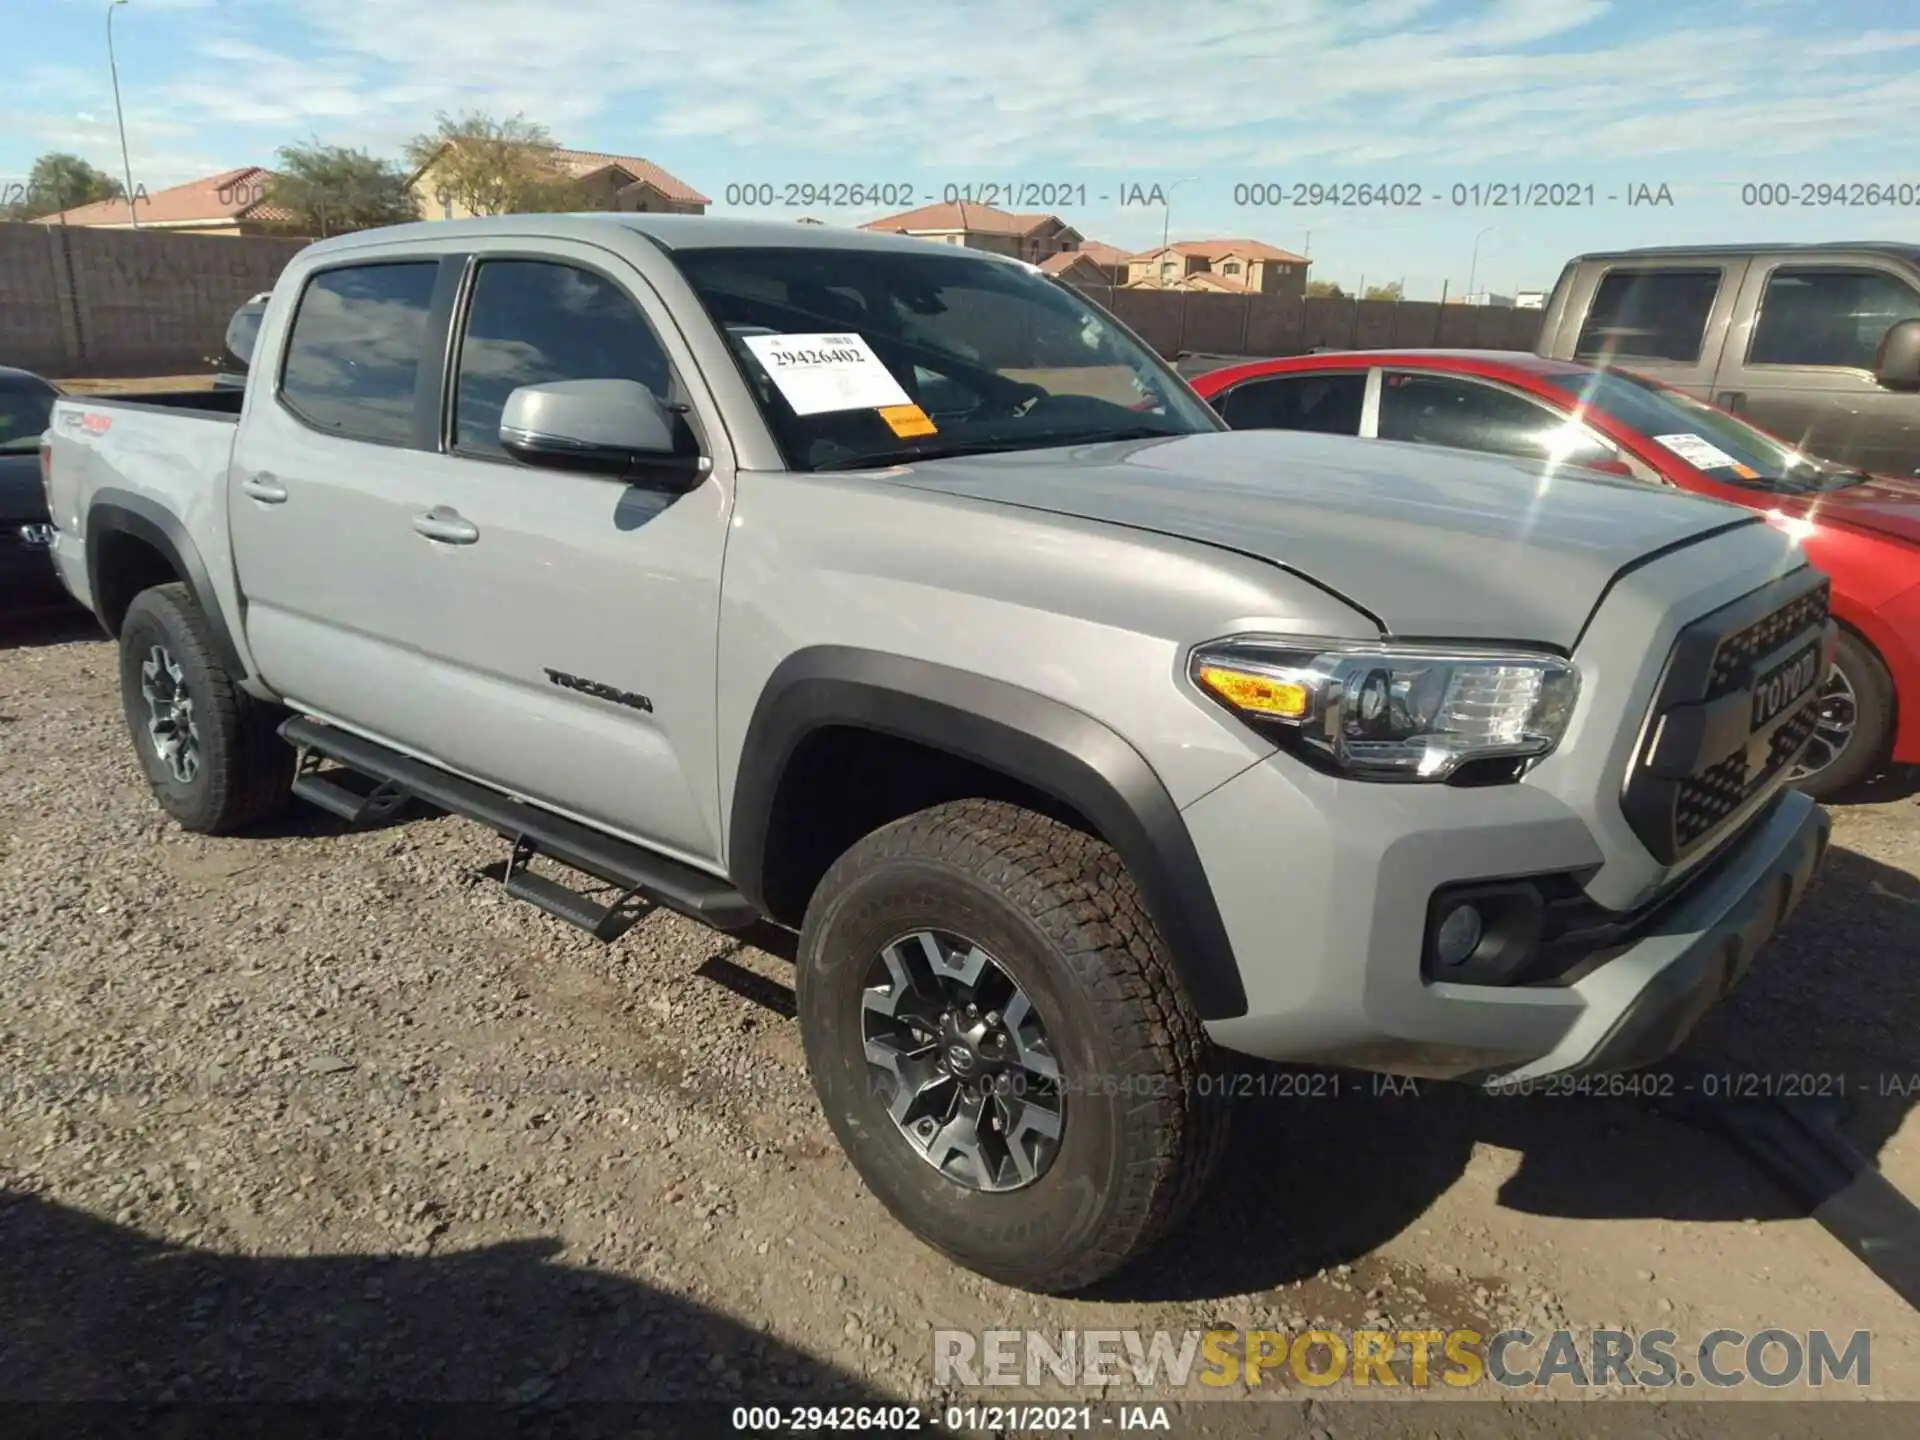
1190 636 1579 782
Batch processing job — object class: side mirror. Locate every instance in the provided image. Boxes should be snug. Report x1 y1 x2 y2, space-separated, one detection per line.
499 378 710 490
1874 318 1920 390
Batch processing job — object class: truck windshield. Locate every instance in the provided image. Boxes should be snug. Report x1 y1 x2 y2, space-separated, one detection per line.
669 245 1222 471
1547 368 1870 493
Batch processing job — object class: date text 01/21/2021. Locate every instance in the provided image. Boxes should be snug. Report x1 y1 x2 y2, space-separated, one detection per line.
728 1404 1173 1433
1229 181 1676 209
904 1069 1867 1103
719 182 1175 210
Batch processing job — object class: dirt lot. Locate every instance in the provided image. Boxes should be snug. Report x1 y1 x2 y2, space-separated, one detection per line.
2 607 1916 1427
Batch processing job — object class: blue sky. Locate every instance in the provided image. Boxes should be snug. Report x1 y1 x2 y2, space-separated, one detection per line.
7 0 1920 298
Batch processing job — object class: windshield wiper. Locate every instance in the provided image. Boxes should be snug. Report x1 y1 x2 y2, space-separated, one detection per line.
812 438 1038 471
811 427 1186 472
1779 460 1872 492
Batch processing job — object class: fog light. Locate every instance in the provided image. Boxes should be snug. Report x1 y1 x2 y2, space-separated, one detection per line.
1435 904 1484 967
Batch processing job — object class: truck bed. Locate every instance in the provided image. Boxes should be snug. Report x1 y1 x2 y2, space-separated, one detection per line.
43 391 245 624
60 388 245 418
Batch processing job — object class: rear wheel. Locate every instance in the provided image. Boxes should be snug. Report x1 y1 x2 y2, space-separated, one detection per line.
117 583 293 833
1792 631 1893 799
796 799 1228 1294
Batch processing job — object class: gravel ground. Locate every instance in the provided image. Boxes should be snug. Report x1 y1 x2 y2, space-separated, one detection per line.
2 607 1916 1426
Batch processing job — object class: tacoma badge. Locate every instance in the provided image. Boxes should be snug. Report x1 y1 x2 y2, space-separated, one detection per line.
543 668 654 713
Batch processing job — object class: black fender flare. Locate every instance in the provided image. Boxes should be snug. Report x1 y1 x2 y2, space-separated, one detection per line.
728 646 1248 1021
86 487 250 682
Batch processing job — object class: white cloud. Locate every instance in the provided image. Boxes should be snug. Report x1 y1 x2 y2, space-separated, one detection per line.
17 0 1917 189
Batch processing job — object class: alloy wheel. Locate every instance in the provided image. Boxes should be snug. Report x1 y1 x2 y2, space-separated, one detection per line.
1792 666 1857 782
140 644 201 785
860 929 1065 1193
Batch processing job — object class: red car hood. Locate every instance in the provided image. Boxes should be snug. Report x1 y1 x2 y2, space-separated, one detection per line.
1772 474 1920 546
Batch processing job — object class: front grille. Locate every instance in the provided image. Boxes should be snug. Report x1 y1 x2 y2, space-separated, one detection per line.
1621 568 1830 865
1674 702 1818 849
1705 586 1831 701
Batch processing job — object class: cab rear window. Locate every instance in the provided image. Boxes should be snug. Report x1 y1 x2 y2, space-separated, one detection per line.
1574 269 1720 363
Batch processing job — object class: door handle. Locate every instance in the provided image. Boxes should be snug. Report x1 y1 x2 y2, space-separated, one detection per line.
241 473 288 503
411 506 479 545
1715 391 1746 413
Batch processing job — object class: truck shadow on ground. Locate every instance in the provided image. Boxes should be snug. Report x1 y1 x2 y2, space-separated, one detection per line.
1096 840 1920 1304
0 1188 894 1419
0 603 100 651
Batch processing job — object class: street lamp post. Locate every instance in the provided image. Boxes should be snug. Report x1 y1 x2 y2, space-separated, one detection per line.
107 0 139 228
1160 175 1199 273
1467 225 1497 301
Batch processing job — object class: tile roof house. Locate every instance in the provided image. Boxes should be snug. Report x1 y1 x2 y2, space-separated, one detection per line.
409 145 708 219
31 166 303 235
861 202 1083 264
1038 251 1114 284
1125 238 1310 299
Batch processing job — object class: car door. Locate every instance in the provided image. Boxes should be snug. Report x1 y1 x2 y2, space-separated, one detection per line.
1714 258 1920 477
1368 369 1653 478
390 243 737 865
1206 369 1370 434
229 255 460 744
1561 261 1747 398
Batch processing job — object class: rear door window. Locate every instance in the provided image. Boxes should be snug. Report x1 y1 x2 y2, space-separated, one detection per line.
1575 268 1722 363
1377 371 1610 464
1213 372 1366 434
279 262 440 445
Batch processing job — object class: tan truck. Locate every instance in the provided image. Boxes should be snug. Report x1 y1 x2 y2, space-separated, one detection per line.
1536 242 1920 478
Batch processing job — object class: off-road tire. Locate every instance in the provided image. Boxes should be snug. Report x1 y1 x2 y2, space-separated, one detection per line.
117 583 293 834
1796 630 1894 800
796 798 1230 1294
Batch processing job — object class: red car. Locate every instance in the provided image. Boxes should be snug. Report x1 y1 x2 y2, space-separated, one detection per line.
1190 349 1920 797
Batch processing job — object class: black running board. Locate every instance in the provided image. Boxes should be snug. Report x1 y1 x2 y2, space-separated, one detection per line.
281 716 760 937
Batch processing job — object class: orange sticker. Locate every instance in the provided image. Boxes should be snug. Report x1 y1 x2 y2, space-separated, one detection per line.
1731 463 1760 479
878 403 937 438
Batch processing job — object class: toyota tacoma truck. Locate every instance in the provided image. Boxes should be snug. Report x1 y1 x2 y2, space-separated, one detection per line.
43 215 1834 1294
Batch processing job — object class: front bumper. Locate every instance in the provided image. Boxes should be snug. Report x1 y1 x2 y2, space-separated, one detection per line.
1187 753 1828 1084
1471 788 1826 1084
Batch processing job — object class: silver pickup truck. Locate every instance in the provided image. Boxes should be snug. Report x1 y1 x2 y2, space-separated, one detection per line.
43 215 1834 1293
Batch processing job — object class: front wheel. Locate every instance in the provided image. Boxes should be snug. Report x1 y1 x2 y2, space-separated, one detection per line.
117 583 293 834
796 799 1228 1294
1792 631 1894 799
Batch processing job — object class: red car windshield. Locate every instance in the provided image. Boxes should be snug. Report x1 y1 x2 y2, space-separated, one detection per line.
1545 369 1870 494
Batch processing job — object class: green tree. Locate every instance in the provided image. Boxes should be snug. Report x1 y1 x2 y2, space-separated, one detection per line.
1306 279 1346 299
263 141 421 236
403 110 575 216
5 152 126 220
1363 281 1404 302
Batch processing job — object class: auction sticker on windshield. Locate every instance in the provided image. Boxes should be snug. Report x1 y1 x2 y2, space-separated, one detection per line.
878 403 938 438
1653 432 1741 471
742 332 913 416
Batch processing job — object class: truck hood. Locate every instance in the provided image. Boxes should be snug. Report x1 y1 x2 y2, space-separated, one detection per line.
0 451 49 524
1775 474 1920 548
888 430 1760 649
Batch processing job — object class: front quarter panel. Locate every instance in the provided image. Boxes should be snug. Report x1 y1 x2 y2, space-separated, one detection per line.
715 466 1381 831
